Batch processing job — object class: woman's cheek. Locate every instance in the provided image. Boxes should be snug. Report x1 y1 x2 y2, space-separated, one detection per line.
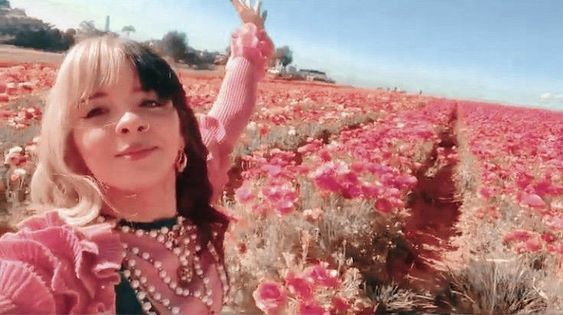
74 128 112 164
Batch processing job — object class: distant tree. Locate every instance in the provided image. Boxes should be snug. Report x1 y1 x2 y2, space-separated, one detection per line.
275 45 293 68
121 25 135 37
63 28 76 46
76 20 113 41
79 20 97 34
160 31 188 62
0 8 74 51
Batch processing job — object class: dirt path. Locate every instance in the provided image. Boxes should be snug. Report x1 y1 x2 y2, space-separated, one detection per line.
388 106 462 293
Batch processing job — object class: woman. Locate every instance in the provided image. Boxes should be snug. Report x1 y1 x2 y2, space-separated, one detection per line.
0 0 274 314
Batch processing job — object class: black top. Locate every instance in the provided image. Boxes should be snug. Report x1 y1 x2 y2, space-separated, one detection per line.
115 216 179 315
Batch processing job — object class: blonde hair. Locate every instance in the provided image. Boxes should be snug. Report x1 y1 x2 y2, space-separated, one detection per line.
30 35 131 226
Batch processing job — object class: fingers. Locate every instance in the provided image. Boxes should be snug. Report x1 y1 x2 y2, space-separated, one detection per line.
262 10 268 22
255 0 261 12
231 0 242 12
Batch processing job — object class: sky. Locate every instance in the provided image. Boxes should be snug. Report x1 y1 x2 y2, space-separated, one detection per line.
9 0 563 110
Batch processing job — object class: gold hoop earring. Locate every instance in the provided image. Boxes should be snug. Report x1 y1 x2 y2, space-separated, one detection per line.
175 149 188 173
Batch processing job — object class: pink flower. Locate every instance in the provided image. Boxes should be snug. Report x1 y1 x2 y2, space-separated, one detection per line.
504 230 532 243
304 263 339 288
519 192 546 208
252 280 287 315
331 296 350 313
262 183 299 216
299 301 327 315
285 272 314 301
524 238 542 252
235 185 255 204
544 214 563 231
375 198 393 214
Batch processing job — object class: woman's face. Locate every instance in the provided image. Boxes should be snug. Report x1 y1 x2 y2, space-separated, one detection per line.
71 63 183 192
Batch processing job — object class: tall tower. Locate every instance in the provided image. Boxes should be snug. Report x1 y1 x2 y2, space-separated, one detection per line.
105 15 110 32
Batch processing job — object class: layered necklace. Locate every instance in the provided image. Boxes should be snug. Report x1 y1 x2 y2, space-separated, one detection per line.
96 215 229 315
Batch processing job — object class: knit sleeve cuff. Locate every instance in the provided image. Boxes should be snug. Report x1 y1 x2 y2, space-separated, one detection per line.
229 23 275 79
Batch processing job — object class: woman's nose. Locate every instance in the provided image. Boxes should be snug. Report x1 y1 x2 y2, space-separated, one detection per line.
114 112 150 135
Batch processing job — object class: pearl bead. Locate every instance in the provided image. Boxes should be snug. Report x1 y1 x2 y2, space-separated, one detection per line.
122 243 128 249
147 285 155 293
154 261 162 268
164 276 171 284
183 238 190 244
182 289 190 296
171 306 180 314
206 299 213 306
142 302 152 311
195 245 201 252
173 247 181 255
170 282 177 290
131 247 140 254
162 299 170 307
175 287 183 295
137 292 147 300
165 241 173 249
194 290 201 298
140 276 147 284
121 226 130 233
131 280 140 288
128 259 136 267
142 252 150 259
123 270 131 277
135 230 144 237
203 277 210 284
161 227 169 234
134 269 141 276
181 260 189 266
154 292 162 301
191 234 197 240
159 270 167 278
157 235 165 242
149 230 157 238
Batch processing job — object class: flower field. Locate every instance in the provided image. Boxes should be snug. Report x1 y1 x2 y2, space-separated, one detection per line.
1 58 562 314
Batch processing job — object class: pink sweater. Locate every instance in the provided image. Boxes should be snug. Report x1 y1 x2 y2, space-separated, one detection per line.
0 23 273 314
201 23 273 203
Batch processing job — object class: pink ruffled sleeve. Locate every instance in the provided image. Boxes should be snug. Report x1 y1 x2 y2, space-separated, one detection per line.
200 23 274 203
228 22 275 79
0 211 123 314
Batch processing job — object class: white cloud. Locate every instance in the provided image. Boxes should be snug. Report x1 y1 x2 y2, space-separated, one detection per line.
539 92 563 103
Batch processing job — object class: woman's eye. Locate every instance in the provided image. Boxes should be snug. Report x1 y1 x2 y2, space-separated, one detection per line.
84 107 105 118
142 99 164 108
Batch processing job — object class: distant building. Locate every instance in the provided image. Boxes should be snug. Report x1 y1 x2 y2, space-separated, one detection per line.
298 69 334 83
267 64 334 83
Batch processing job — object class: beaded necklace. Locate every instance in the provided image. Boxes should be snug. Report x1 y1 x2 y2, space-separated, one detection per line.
96 215 229 314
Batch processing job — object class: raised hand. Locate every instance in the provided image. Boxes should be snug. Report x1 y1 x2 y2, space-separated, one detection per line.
230 0 268 30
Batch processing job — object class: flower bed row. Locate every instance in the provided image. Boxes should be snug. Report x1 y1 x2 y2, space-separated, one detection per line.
223 100 457 314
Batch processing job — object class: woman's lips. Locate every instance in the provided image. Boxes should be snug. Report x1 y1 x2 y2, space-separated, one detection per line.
116 146 158 160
